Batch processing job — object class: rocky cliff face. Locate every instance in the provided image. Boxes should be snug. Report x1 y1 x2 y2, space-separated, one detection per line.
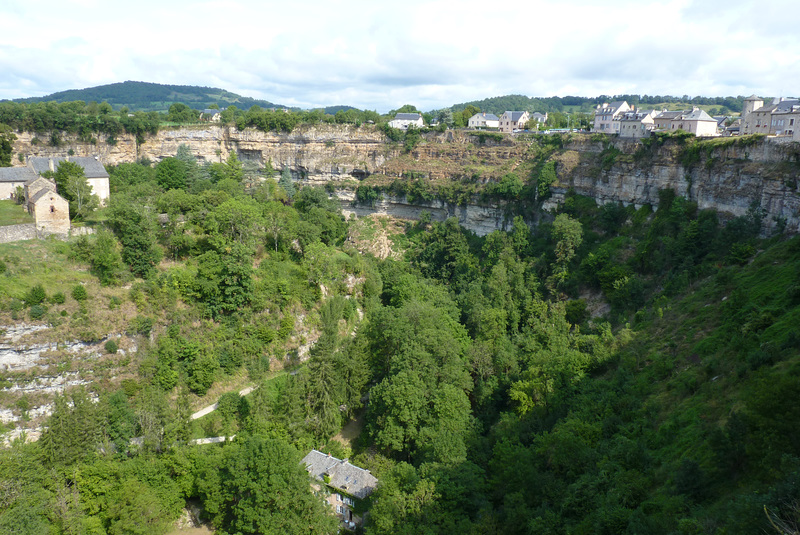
12 125 395 182
547 136 800 234
11 126 800 234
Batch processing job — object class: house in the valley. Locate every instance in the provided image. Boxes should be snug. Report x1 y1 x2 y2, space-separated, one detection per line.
27 156 110 204
0 166 38 200
301 450 378 529
468 112 500 129
499 111 530 133
593 101 631 133
388 113 424 130
616 109 658 139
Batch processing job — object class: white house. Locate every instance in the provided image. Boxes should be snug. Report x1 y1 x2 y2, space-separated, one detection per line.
593 101 631 133
388 113 424 130
468 112 500 129
499 111 530 133
201 109 222 122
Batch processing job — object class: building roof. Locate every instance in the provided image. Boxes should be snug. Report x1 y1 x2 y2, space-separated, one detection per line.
767 99 800 114
301 450 378 500
744 94 762 101
28 156 109 179
0 167 38 183
202 109 220 115
680 108 716 122
470 113 500 121
531 112 547 119
393 113 422 121
655 110 684 120
29 187 65 205
503 111 528 121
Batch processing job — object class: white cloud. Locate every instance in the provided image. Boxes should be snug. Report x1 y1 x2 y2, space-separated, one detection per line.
1 0 799 111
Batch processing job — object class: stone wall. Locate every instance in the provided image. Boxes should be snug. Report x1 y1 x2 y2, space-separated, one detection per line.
0 224 37 243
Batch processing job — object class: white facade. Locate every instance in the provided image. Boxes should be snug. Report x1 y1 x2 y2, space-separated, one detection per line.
388 113 424 130
468 113 500 129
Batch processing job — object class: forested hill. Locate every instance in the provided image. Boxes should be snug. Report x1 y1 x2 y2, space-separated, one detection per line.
6 81 294 112
450 94 747 115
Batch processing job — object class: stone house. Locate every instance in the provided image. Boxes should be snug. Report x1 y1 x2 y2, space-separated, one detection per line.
28 186 70 235
741 96 800 136
616 110 657 139
593 101 631 133
388 113 424 130
0 167 37 200
499 111 530 133
302 450 378 529
653 108 718 136
27 156 110 204
468 112 500 129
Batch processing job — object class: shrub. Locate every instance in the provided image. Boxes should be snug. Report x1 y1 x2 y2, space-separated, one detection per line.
0 260 6 274
129 315 154 337
72 284 88 301
25 284 47 306
105 340 119 354
51 292 66 304
29 304 47 320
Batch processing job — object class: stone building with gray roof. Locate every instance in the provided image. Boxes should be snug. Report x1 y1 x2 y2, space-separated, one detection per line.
27 156 109 203
0 167 38 200
302 449 378 528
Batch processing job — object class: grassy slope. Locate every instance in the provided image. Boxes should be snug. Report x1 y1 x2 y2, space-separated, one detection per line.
0 200 33 225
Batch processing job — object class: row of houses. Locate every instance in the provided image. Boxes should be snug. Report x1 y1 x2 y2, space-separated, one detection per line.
388 111 548 134
595 96 800 141
594 101 722 138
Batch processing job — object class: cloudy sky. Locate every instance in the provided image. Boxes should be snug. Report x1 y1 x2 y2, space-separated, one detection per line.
1 0 798 112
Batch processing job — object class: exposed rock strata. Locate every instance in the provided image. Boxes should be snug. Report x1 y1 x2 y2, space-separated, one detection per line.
11 127 800 234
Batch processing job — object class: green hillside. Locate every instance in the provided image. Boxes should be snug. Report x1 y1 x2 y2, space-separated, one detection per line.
7 80 293 112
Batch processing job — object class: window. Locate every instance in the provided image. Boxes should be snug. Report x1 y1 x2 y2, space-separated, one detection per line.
50 205 55 213
336 505 343 514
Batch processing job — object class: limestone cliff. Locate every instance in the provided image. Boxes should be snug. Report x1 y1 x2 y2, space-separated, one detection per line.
10 126 800 235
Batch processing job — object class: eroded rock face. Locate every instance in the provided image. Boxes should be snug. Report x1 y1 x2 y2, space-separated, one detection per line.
12 128 800 234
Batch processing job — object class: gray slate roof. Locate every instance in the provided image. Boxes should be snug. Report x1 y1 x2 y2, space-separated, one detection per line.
470 113 500 121
301 450 378 499
394 113 422 121
0 167 37 183
28 156 109 178
504 111 527 121
29 187 63 205
681 108 716 122
655 110 684 120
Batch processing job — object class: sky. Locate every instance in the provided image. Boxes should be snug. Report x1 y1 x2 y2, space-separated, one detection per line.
1 0 798 113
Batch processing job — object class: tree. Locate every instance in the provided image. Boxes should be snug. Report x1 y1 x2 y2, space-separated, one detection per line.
0 123 16 167
107 197 163 278
65 172 100 220
90 229 124 285
52 161 98 220
198 435 338 535
155 157 187 191
279 167 296 199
